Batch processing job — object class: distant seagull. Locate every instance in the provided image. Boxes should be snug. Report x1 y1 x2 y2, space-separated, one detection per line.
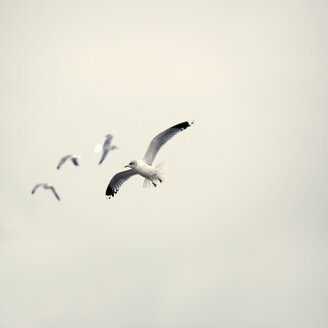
31 183 61 201
98 134 118 165
57 154 81 170
105 121 194 198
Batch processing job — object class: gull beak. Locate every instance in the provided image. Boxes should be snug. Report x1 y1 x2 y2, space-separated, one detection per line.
124 165 129 168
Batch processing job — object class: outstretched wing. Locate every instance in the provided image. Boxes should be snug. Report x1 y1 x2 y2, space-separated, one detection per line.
143 121 194 165
99 149 109 165
105 170 137 198
31 183 44 194
57 155 71 169
71 157 79 166
99 135 113 165
49 186 61 201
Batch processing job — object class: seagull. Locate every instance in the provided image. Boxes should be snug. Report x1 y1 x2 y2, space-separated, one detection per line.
57 154 81 170
31 183 61 201
105 120 194 198
98 134 118 165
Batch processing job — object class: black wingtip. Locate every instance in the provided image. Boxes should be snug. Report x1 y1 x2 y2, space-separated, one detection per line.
171 120 194 131
105 185 115 198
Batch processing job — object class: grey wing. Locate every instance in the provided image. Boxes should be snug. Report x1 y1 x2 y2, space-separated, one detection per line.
31 183 44 194
105 170 137 198
71 157 79 166
99 136 113 165
143 121 194 165
99 149 109 165
57 155 71 169
103 135 113 150
49 186 61 201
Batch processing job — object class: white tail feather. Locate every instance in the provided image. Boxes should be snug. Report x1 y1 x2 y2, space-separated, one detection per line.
142 162 169 188
143 178 152 188
155 162 169 182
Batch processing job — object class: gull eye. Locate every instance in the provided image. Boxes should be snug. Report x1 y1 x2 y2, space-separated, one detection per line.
130 162 134 165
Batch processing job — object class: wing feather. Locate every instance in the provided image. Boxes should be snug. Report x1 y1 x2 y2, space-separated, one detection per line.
31 183 44 194
57 155 72 169
99 135 113 165
49 186 61 201
99 149 109 165
71 157 79 166
143 121 194 165
105 170 137 198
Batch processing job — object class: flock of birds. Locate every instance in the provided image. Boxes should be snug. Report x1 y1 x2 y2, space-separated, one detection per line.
31 120 194 201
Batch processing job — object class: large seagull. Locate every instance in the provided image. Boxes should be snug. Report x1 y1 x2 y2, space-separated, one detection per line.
105 121 194 198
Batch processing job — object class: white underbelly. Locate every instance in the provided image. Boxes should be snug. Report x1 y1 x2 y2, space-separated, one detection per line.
136 163 156 179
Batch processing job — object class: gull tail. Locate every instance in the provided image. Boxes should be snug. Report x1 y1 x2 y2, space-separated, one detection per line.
143 178 152 188
155 161 169 182
143 162 169 188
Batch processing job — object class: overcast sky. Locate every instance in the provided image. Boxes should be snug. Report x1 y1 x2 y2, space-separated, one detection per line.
1 0 327 327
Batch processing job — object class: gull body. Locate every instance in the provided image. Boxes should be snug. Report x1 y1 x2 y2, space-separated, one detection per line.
106 120 194 198
125 160 161 183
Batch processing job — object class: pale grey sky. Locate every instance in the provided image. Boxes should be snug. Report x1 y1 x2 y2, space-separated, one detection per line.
1 0 327 327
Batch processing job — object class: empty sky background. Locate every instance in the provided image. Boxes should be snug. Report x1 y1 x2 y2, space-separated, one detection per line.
1 0 327 327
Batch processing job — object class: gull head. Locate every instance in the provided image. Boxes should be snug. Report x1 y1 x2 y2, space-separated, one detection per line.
125 160 137 169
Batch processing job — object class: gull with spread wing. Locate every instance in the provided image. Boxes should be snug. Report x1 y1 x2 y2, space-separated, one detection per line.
57 154 81 170
105 121 194 198
98 134 118 165
31 183 61 201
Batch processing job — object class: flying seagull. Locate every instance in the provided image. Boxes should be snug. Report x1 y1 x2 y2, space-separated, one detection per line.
98 134 118 165
57 154 81 170
105 120 194 198
31 183 61 201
